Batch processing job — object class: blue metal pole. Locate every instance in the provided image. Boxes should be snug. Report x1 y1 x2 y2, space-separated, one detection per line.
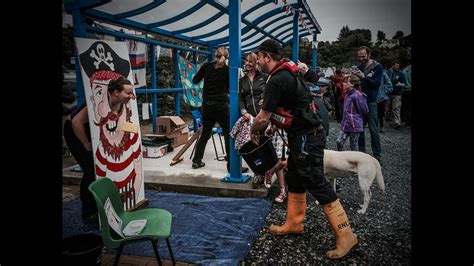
72 9 87 108
151 44 158 132
173 48 181 116
312 34 317 71
192 51 197 112
223 0 249 183
292 10 299 63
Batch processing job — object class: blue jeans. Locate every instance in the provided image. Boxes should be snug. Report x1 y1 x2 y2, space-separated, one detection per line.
358 102 381 158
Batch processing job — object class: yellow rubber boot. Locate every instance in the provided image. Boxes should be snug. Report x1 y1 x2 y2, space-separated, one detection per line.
322 199 358 259
269 192 306 235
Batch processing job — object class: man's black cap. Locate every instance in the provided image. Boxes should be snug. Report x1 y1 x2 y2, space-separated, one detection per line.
79 41 130 78
254 39 283 54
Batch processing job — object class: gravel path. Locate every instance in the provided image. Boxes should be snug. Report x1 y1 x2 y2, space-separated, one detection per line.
244 120 411 264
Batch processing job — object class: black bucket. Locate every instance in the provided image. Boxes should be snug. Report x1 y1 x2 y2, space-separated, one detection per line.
62 233 103 266
240 135 278 175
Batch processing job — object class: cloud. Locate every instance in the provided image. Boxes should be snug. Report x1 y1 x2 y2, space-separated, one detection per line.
308 0 411 42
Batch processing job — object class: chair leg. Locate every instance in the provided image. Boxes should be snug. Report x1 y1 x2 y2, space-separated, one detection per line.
113 243 125 266
189 133 200 160
211 134 219 160
151 239 162 266
166 238 176 266
218 133 225 154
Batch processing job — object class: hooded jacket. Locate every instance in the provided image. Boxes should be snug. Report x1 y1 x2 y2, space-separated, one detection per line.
340 88 369 133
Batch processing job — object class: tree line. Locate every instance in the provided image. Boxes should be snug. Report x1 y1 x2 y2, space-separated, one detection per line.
285 26 411 70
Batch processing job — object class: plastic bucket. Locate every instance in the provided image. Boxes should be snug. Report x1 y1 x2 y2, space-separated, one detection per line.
240 135 277 175
62 233 103 266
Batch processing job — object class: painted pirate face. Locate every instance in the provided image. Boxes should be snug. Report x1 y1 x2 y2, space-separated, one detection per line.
89 77 132 161
90 80 109 124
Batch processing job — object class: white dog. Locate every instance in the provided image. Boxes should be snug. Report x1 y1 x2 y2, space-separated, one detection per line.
266 149 385 214
324 149 385 214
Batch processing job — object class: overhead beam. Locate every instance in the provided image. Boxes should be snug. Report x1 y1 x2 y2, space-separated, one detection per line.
86 25 211 55
173 10 226 35
84 9 209 47
114 0 166 19
208 3 299 46
299 0 321 33
204 0 287 46
64 0 110 11
147 1 208 28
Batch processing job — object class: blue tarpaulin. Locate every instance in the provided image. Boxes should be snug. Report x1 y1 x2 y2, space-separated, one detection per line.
63 191 272 265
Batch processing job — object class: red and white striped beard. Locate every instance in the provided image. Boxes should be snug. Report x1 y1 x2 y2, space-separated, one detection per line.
97 106 133 161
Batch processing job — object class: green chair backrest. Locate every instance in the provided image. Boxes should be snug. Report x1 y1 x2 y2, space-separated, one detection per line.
88 177 126 248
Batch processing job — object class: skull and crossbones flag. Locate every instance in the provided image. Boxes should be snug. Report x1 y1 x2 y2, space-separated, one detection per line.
79 41 131 78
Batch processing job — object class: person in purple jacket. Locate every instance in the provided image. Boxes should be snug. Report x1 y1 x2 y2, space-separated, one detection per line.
336 74 369 151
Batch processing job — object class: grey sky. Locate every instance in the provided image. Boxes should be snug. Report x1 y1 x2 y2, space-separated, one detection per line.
308 0 411 42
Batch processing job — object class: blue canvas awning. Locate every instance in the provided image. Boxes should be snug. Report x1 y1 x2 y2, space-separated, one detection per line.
65 0 321 53
64 0 322 183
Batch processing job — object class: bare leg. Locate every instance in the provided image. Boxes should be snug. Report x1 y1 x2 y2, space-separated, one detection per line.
277 169 285 190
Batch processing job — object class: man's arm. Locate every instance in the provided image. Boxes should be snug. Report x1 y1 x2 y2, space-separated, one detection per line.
250 109 272 144
364 64 383 91
354 64 383 91
397 71 407 86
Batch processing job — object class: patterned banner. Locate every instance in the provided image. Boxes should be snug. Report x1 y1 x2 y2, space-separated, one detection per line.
178 56 204 108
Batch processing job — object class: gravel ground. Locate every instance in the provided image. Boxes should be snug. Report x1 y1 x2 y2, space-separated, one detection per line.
243 119 411 264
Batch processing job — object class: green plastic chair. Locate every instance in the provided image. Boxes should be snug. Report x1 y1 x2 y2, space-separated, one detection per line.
88 177 175 266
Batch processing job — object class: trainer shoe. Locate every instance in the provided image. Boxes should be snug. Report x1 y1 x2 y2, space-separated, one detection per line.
274 188 287 203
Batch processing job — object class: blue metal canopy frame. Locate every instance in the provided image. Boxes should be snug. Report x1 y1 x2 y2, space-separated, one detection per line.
65 0 322 183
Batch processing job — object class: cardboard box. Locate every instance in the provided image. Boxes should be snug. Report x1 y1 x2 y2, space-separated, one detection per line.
156 116 186 134
165 126 189 148
142 144 168 158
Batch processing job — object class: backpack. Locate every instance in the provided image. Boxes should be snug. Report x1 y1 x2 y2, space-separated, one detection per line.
268 59 322 129
362 60 380 77
376 72 393 103
383 72 393 94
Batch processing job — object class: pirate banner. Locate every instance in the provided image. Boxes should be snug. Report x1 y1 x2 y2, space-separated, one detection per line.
75 38 145 210
126 40 147 88
178 55 204 107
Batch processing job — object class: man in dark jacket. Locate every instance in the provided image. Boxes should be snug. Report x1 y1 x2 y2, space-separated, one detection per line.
387 61 406 129
250 39 358 259
355 46 383 161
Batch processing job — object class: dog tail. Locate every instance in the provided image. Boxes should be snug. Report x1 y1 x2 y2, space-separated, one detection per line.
374 158 385 192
